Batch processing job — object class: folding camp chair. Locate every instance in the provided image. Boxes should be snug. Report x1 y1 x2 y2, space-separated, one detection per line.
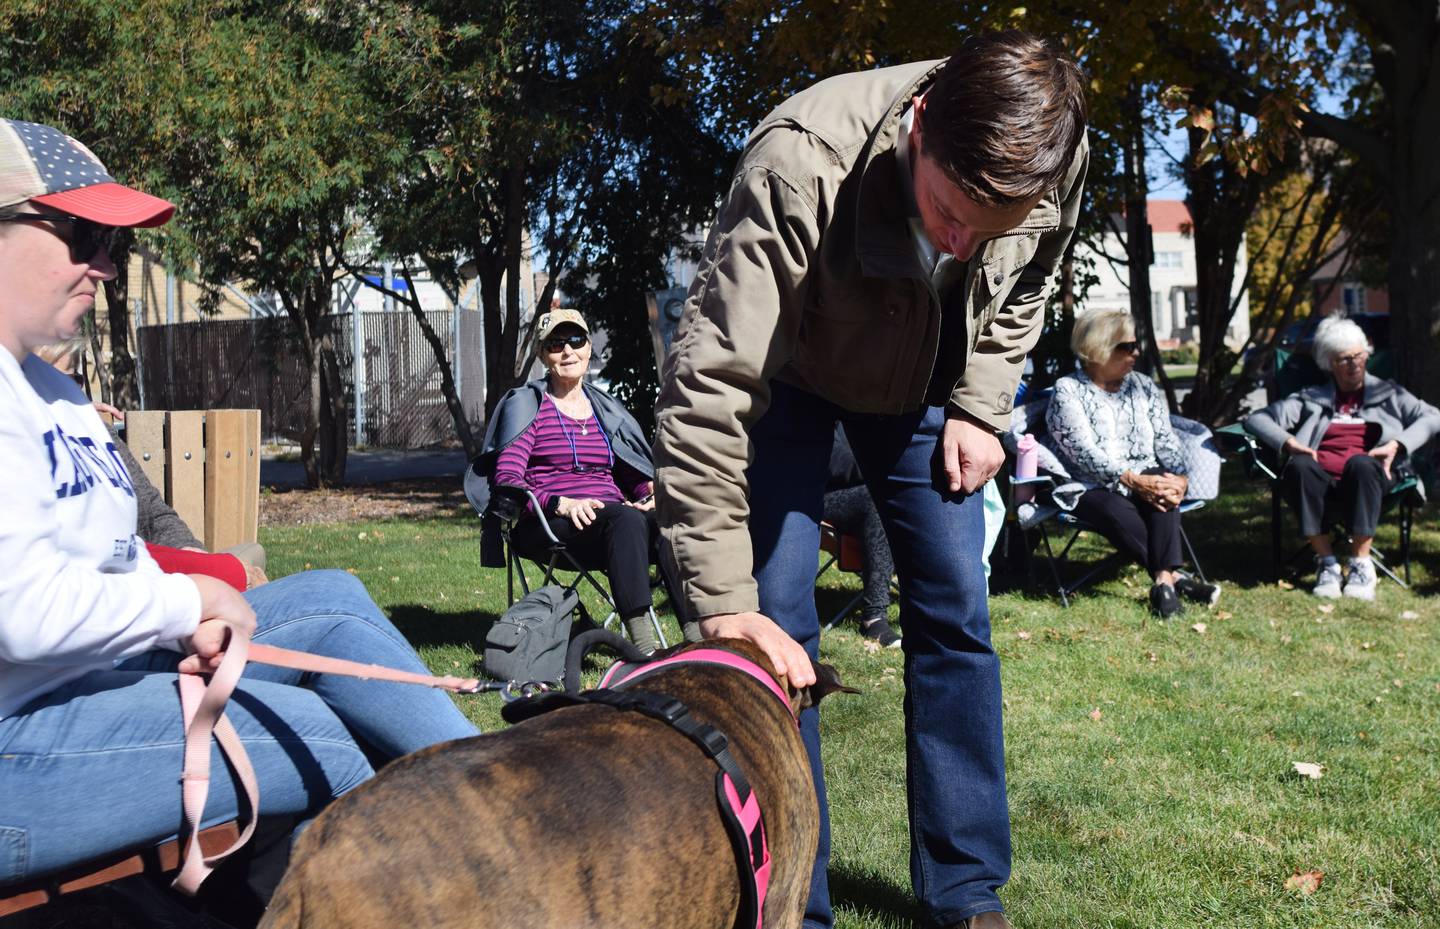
481 484 669 648
1003 389 1219 607
1214 423 1423 587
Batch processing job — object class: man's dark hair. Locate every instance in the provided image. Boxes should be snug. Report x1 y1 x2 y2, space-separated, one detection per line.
922 30 1087 207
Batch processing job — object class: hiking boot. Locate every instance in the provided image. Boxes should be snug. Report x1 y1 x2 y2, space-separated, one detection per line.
1174 573 1222 606
1343 557 1377 601
623 614 659 655
860 615 902 648
681 620 705 643
1312 558 1343 599
1148 582 1183 619
948 912 1013 929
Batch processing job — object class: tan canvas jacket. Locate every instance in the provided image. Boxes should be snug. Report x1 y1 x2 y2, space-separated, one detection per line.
655 60 1089 620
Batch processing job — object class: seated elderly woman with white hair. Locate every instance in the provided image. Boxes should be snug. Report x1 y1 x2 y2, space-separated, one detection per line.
1046 308 1220 618
1245 315 1440 600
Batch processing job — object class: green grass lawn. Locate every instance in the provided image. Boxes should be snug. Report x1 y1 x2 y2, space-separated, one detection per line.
259 472 1440 929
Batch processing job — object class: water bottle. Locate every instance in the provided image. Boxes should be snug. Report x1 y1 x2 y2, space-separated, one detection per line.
1014 433 1039 503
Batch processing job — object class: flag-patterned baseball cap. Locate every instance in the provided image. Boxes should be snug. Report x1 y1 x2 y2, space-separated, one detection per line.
0 119 174 227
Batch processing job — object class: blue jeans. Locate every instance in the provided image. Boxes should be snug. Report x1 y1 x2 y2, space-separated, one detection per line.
0 570 479 884
750 381 1008 928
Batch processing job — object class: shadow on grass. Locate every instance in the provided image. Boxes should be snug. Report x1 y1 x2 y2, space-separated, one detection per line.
830 864 922 925
388 604 498 653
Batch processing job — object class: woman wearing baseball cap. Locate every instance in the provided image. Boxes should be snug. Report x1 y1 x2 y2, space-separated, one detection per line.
0 120 478 898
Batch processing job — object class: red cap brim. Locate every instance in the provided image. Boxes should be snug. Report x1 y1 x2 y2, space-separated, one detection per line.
31 182 174 228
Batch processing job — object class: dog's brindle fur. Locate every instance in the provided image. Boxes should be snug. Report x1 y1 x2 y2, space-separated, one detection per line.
258 639 848 929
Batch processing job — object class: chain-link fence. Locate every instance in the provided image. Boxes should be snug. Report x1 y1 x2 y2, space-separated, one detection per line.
136 310 485 448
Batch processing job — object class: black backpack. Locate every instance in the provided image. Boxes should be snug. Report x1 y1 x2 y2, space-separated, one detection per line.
483 586 579 684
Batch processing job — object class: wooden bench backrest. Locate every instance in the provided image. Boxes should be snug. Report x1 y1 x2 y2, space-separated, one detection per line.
125 410 261 551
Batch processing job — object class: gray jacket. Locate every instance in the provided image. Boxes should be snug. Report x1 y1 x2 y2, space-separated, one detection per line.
1244 374 1440 461
112 430 203 549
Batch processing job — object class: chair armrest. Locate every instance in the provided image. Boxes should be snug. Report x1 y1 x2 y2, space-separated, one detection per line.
1213 423 1279 482
486 484 531 527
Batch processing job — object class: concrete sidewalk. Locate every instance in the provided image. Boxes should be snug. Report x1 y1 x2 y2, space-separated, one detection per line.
261 448 470 489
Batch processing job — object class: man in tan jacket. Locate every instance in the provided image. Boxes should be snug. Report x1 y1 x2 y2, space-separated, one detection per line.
654 31 1087 929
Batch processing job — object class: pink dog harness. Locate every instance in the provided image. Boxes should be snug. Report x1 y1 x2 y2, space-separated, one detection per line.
505 647 795 929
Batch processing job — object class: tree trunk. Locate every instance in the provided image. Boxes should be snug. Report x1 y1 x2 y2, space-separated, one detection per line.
1381 1 1440 404
1122 85 1176 407
1387 175 1440 405
318 332 349 485
1181 110 1259 424
300 335 321 488
100 231 140 409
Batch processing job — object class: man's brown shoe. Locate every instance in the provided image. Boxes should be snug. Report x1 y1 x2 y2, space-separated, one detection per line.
953 913 1011 929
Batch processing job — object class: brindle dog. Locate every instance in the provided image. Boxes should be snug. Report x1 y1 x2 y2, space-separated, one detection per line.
258 637 853 929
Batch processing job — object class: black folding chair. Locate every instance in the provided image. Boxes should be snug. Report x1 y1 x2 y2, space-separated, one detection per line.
480 484 669 648
1215 424 1423 587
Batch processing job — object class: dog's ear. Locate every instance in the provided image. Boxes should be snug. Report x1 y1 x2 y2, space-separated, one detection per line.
794 661 859 711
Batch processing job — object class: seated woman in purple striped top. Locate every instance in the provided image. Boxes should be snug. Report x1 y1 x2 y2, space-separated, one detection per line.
488 310 683 652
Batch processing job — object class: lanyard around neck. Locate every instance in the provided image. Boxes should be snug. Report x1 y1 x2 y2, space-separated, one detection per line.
548 393 613 473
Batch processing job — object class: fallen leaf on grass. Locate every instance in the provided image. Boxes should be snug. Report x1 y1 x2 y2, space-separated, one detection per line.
1088 707 1103 721
1400 610 1419 620
1284 869 1324 894
1216 610 1233 620
1144 650 1158 662
1361 642 1373 650
358 531 367 540
1317 603 1335 614
1291 761 1324 780
1191 622 1208 634
1016 630 1032 640
862 639 881 654
1277 579 1295 590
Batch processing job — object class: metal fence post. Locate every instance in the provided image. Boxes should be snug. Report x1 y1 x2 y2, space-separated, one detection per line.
351 278 366 447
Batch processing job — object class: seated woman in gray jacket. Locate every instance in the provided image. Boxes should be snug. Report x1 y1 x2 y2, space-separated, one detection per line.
1245 316 1440 600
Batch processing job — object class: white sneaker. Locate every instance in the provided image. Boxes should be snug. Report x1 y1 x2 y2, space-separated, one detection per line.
1313 559 1343 599
1343 558 1378 601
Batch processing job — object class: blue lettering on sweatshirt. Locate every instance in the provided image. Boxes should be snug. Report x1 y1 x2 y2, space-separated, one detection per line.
44 425 135 500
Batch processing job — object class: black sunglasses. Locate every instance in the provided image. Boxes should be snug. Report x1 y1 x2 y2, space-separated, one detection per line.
0 212 117 262
1114 340 1141 354
542 333 589 352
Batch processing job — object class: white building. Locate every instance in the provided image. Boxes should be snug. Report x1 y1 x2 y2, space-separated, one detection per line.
1075 200 1251 350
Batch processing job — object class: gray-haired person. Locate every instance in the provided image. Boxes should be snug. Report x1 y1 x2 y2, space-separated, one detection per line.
1245 315 1440 599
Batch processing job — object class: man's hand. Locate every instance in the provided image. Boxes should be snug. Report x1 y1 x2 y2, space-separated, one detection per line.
699 611 816 688
555 496 605 529
1367 440 1400 479
178 574 257 674
1283 436 1318 459
941 413 1004 494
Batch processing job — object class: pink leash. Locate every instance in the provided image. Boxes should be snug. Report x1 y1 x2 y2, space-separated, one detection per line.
171 633 483 894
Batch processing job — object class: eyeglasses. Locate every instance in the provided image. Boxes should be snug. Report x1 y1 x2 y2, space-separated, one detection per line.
0 212 117 262
1333 352 1369 368
542 333 588 353
1114 340 1141 355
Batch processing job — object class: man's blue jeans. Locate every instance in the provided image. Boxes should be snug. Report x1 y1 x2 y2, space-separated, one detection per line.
750 381 1009 929
0 569 479 884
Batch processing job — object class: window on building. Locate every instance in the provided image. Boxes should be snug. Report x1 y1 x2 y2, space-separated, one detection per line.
1342 282 1367 313
1153 251 1184 269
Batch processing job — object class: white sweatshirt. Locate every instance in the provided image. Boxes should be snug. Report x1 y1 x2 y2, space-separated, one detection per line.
0 350 200 721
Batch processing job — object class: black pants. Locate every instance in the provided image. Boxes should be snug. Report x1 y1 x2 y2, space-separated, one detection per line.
1281 453 1395 539
511 503 663 619
1070 471 1184 578
822 485 895 619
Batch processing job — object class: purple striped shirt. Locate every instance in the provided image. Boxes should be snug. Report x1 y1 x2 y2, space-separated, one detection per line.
494 394 650 512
